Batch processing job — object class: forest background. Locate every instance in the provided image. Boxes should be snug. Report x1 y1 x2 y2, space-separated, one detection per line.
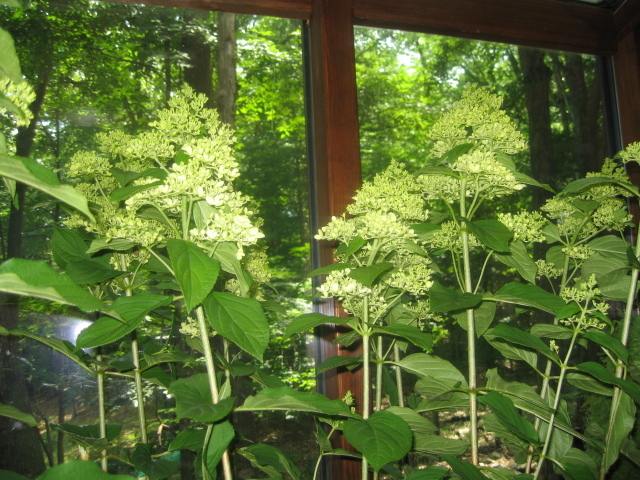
0 0 610 475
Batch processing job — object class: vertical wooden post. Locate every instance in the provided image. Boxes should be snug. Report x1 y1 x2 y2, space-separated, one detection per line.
306 0 364 478
613 27 640 223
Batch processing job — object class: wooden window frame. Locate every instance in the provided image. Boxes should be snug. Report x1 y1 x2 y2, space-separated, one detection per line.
94 1 640 477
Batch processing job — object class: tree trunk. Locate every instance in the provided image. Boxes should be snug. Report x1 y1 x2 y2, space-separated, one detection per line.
518 47 555 209
181 11 215 109
0 67 51 477
217 12 237 128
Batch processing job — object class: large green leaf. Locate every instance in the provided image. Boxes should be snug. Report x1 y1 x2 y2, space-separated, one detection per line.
348 262 394 288
66 259 123 285
0 27 23 82
283 312 344 339
483 413 530 464
376 324 433 351
204 420 236 478
530 324 573 340
76 293 171 348
237 444 301 480
0 404 37 426
465 219 512 253
583 331 628 362
131 443 179 480
37 460 135 480
602 392 636 473
51 228 89 269
479 391 538 443
407 466 450 480
167 239 220 312
212 242 252 296
110 180 163 202
315 355 362 374
0 259 104 312
485 324 557 362
168 428 206 452
413 434 469 455
452 300 496 337
386 406 438 436
494 240 537 284
238 386 358 418
203 292 269 361
484 336 538 369
7 329 92 374
441 454 489 480
0 154 95 221
589 235 628 257
576 362 640 404
52 423 122 452
561 176 639 197
429 282 482 312
168 374 234 423
343 410 412 471
396 354 467 387
487 282 566 315
566 372 613 396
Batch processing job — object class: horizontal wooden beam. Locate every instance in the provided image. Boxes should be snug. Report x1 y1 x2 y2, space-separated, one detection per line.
97 0 311 19
615 0 640 42
354 0 617 56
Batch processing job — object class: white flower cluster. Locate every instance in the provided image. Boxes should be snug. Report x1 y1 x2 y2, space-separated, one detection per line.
497 211 546 243
429 85 527 157
559 275 608 330
0 77 36 127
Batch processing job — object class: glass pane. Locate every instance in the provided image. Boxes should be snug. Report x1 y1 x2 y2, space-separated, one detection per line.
0 1 314 476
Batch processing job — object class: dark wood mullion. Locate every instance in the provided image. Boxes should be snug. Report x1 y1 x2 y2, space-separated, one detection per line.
98 0 311 19
353 0 616 55
613 26 640 226
307 0 364 478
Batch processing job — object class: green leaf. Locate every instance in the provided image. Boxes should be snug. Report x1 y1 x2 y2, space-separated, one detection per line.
66 259 123 285
0 259 104 312
204 422 235 476
0 154 95 221
376 324 433 351
348 262 394 288
396 353 467 387
168 374 234 422
237 444 300 480
131 443 179 480
334 330 361 346
479 391 537 443
307 263 353 278
283 312 344 339
429 281 482 312
485 324 556 361
0 470 29 480
566 372 613 396
602 392 636 473
589 235 628 257
483 413 530 464
168 428 206 452
53 423 122 452
558 448 598 480
627 244 640 269
530 324 573 340
110 180 163 203
212 242 252 296
7 329 92 374
386 406 438 436
494 240 537 284
316 355 362 374
485 336 538 369
514 172 554 193
576 363 640 404
203 292 269 362
168 239 220 312
413 434 469 456
583 331 628 362
562 176 639 197
452 300 496 337
343 236 367 257
465 219 512 253
37 460 135 480
0 404 37 426
343 410 412 471
51 228 89 269
86 237 137 254
407 466 450 480
487 282 567 315
436 143 474 164
0 27 22 82
238 386 358 418
442 454 489 480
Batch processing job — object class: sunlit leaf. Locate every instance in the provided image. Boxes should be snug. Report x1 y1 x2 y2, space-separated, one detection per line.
168 374 234 423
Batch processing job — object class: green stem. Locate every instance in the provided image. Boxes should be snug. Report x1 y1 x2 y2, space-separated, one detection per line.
460 178 479 465
375 335 383 411
97 353 108 472
195 306 234 480
362 295 372 480
598 236 640 480
533 329 579 480
313 427 336 480
131 330 148 444
393 344 405 407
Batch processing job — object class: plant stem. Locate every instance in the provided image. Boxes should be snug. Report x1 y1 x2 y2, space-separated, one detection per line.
393 344 404 407
459 178 479 465
533 329 579 480
131 331 148 444
375 335 383 411
362 295 371 480
598 236 640 480
96 353 108 472
196 306 234 480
